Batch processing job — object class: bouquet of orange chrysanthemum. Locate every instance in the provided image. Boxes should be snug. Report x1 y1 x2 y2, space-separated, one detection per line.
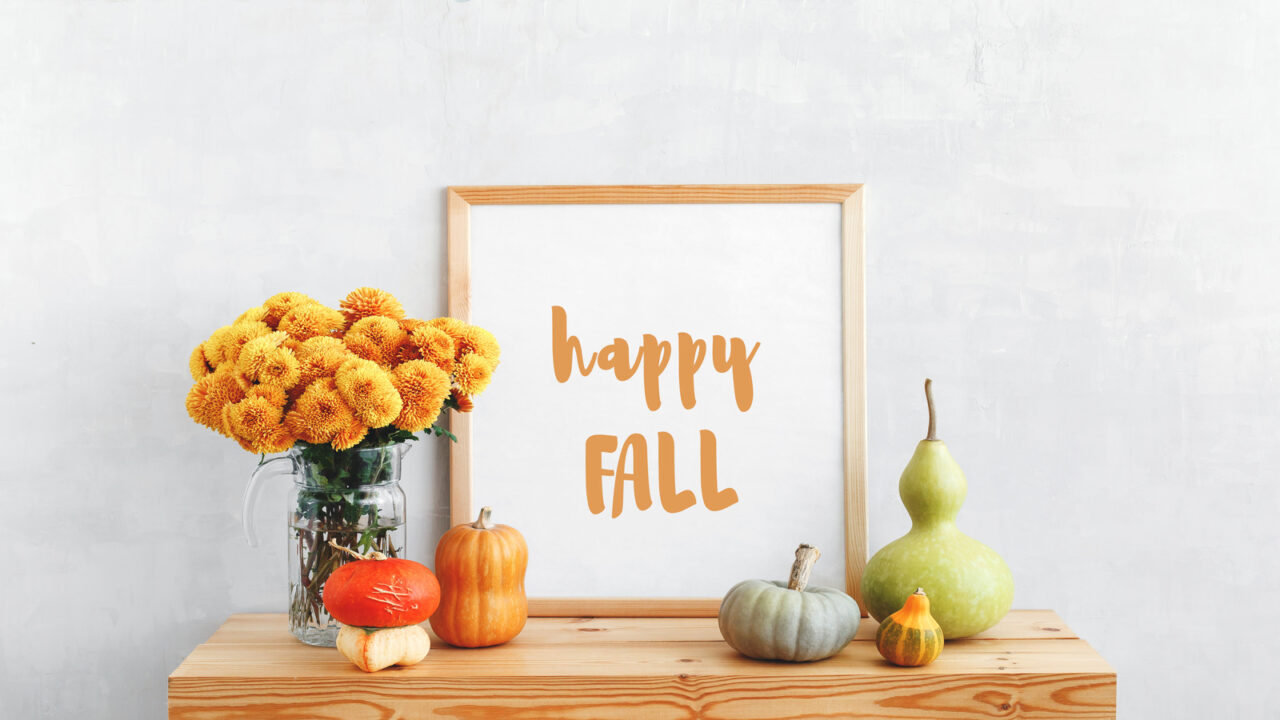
186 288 500 643
186 287 498 454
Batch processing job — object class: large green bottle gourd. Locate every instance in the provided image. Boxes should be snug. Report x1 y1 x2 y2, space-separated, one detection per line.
861 380 1014 638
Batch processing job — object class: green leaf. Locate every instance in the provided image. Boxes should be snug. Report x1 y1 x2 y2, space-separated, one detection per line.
385 429 419 444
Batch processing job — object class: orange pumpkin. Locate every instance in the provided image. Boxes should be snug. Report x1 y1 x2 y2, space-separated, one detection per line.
429 506 528 647
322 547 441 628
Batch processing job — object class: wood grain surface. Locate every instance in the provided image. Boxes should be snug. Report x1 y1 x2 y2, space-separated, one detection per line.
451 184 864 205
170 611 1115 719
445 187 473 531
841 185 868 611
528 597 723 618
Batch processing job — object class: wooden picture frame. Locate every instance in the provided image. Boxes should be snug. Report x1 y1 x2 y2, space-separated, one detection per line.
446 184 867 617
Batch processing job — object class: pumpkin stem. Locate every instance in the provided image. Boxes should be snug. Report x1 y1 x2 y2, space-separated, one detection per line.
925 379 937 441
473 506 494 530
327 539 388 561
787 544 821 592
899 587 931 617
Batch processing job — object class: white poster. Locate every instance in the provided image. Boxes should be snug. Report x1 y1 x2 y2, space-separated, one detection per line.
468 202 848 598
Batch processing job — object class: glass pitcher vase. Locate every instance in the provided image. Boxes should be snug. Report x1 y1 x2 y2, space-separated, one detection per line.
244 441 409 647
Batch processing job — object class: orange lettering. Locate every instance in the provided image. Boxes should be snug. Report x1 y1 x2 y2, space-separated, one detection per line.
656 432 696 513
552 305 597 382
613 434 653 518
711 337 760 412
640 334 671 411
597 338 643 381
677 333 706 409
586 431 736 515
584 434 616 515
554 307 761 414
699 430 738 511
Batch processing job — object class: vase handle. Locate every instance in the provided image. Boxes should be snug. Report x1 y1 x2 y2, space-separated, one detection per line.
243 455 296 548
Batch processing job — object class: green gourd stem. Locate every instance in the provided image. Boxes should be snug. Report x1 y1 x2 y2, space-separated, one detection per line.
925 378 937 441
473 506 494 530
788 544 821 591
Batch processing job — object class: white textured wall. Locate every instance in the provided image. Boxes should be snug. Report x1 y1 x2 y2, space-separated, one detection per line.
2 2 1276 717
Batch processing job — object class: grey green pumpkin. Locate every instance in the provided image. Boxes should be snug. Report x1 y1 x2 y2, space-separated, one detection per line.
718 545 861 662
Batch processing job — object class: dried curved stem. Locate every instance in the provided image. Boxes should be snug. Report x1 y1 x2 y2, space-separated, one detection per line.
788 544 821 592
328 538 388 561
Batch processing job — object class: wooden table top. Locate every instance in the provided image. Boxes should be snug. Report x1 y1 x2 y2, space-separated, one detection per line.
169 610 1115 719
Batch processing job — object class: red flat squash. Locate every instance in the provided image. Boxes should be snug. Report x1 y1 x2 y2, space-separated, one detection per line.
323 544 441 628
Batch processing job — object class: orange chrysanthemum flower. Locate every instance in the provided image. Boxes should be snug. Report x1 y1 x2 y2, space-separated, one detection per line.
246 384 288 408
399 318 429 332
343 316 407 365
427 316 466 337
278 303 345 342
395 318 426 362
335 358 403 428
236 331 286 370
186 365 248 435
198 340 223 371
450 324 501 364
236 305 269 325
229 321 274 363
205 320 273 366
257 353 301 389
285 378 357 444
390 360 451 433
294 336 353 390
258 426 296 454
202 324 235 363
189 344 214 381
451 389 474 413
296 335 348 358
398 323 455 371
453 353 496 396
223 396 293 454
189 290 499 453
236 332 302 390
340 287 405 324
331 420 369 451
262 292 316 329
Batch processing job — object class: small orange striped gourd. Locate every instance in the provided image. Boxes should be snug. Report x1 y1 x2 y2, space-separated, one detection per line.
430 506 528 648
875 587 944 667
